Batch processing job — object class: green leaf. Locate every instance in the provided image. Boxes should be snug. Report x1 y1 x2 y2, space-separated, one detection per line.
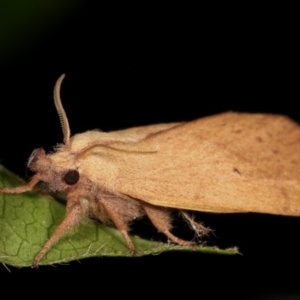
0 165 238 267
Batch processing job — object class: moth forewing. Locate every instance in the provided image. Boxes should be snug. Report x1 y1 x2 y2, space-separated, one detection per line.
116 112 300 216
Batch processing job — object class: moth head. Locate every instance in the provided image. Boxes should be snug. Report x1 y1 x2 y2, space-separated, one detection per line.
27 75 80 191
27 147 81 192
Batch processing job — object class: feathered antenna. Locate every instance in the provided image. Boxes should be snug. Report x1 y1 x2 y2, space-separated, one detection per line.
53 74 70 146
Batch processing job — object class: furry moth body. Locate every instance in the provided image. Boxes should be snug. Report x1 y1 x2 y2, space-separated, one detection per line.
1 74 300 266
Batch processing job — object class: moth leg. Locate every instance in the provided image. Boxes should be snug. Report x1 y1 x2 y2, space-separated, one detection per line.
0 175 39 194
181 211 211 237
143 203 195 246
32 204 82 268
101 199 137 255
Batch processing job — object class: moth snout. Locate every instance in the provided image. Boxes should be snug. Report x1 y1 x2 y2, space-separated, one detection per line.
27 148 46 171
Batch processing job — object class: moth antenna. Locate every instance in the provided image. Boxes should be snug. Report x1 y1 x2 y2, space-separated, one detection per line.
77 142 156 159
54 74 70 146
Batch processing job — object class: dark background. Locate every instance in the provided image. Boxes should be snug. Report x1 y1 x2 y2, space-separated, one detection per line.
0 2 299 298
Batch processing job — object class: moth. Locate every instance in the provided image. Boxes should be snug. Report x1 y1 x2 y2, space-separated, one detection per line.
1 74 300 267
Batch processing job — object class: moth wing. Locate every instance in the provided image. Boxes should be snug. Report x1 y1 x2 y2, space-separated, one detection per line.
117 112 300 216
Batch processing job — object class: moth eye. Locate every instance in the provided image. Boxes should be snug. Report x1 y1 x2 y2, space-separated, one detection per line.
63 170 80 185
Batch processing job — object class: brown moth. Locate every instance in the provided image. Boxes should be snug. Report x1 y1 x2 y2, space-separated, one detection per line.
1 74 300 267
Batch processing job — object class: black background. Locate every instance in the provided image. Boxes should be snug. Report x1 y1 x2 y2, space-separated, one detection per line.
0 2 299 298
